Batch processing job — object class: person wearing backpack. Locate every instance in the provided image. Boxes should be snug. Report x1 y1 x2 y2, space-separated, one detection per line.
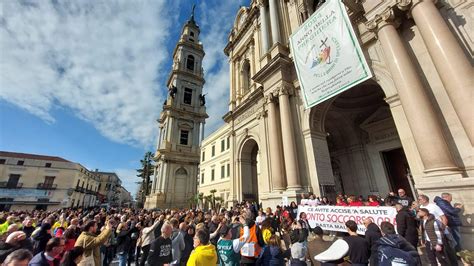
377 221 420 266
216 217 249 266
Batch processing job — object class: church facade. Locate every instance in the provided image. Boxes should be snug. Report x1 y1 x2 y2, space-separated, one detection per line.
198 0 473 248
145 12 208 209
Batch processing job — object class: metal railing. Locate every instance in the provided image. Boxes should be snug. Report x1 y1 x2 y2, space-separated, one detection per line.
0 182 23 189
37 183 58 190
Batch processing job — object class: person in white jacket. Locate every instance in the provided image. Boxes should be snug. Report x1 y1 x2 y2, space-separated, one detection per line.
137 217 162 266
169 218 185 265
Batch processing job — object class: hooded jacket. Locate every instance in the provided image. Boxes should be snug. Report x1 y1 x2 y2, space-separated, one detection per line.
74 228 111 266
434 196 462 227
377 234 420 266
186 243 217 266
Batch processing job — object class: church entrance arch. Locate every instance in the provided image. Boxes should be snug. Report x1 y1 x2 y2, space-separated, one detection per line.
239 138 260 203
310 83 414 200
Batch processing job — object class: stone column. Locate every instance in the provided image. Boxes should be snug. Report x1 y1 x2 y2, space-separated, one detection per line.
259 2 270 52
269 0 281 44
200 122 205 142
404 0 474 145
367 9 457 173
266 93 286 190
278 87 301 188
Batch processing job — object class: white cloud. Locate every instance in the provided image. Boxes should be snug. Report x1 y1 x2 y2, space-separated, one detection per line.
0 0 175 147
114 168 140 198
0 0 247 146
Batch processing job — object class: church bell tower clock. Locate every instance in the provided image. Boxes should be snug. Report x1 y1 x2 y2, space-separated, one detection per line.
145 6 208 209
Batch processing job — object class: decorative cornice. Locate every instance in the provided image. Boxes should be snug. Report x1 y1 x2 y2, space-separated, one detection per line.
366 7 401 32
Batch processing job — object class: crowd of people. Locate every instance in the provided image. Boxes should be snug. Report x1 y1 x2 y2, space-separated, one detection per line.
0 189 471 266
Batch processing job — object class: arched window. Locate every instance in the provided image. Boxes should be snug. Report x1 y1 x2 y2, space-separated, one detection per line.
186 55 195 71
241 60 251 93
190 31 195 37
176 168 188 176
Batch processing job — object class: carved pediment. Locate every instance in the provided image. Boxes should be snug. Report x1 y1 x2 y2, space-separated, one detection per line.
178 121 194 129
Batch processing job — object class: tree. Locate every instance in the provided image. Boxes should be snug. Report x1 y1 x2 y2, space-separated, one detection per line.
209 189 217 210
198 193 204 209
137 151 154 206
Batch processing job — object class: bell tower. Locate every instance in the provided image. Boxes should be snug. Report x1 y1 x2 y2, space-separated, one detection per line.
145 6 208 209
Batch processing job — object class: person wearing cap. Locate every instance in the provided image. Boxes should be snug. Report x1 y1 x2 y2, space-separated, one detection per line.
216 216 249 266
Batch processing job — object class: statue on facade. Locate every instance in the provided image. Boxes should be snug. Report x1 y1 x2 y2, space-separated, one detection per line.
169 86 177 98
199 94 206 106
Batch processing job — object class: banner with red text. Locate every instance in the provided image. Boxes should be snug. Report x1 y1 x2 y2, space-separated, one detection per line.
297 205 397 235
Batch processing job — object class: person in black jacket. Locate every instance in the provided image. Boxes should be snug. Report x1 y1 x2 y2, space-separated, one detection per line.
180 223 194 266
116 222 134 266
28 237 64 266
344 220 370 266
363 218 382 266
377 222 420 265
31 223 52 255
395 203 419 248
434 193 462 251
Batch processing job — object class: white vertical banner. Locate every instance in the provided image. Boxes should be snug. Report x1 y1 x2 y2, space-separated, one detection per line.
289 0 372 109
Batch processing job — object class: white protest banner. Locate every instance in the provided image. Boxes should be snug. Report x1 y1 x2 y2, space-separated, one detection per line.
289 0 372 109
297 205 397 235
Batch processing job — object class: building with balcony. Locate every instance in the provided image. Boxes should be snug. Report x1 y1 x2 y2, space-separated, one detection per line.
0 151 100 211
96 171 122 206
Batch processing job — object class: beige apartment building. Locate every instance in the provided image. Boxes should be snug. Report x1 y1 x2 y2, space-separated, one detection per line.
198 126 232 206
200 0 473 248
0 151 101 211
96 171 122 206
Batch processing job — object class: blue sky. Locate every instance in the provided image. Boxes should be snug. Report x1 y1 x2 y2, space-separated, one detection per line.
0 0 250 196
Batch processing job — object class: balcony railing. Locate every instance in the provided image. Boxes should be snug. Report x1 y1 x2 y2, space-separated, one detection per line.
75 187 85 193
86 189 96 195
0 182 23 189
37 183 57 190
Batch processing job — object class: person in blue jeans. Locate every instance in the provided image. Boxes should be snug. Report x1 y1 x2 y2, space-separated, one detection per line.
116 222 135 266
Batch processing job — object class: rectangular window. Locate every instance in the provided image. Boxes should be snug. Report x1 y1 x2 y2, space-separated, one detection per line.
227 137 230 149
45 163 52 168
183 88 193 105
7 174 20 188
221 140 225 152
44 176 55 186
202 151 205 161
221 165 225 178
0 159 5 164
17 160 24 166
201 173 204 184
227 163 230 177
180 130 189 145
211 169 215 181
212 145 215 157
